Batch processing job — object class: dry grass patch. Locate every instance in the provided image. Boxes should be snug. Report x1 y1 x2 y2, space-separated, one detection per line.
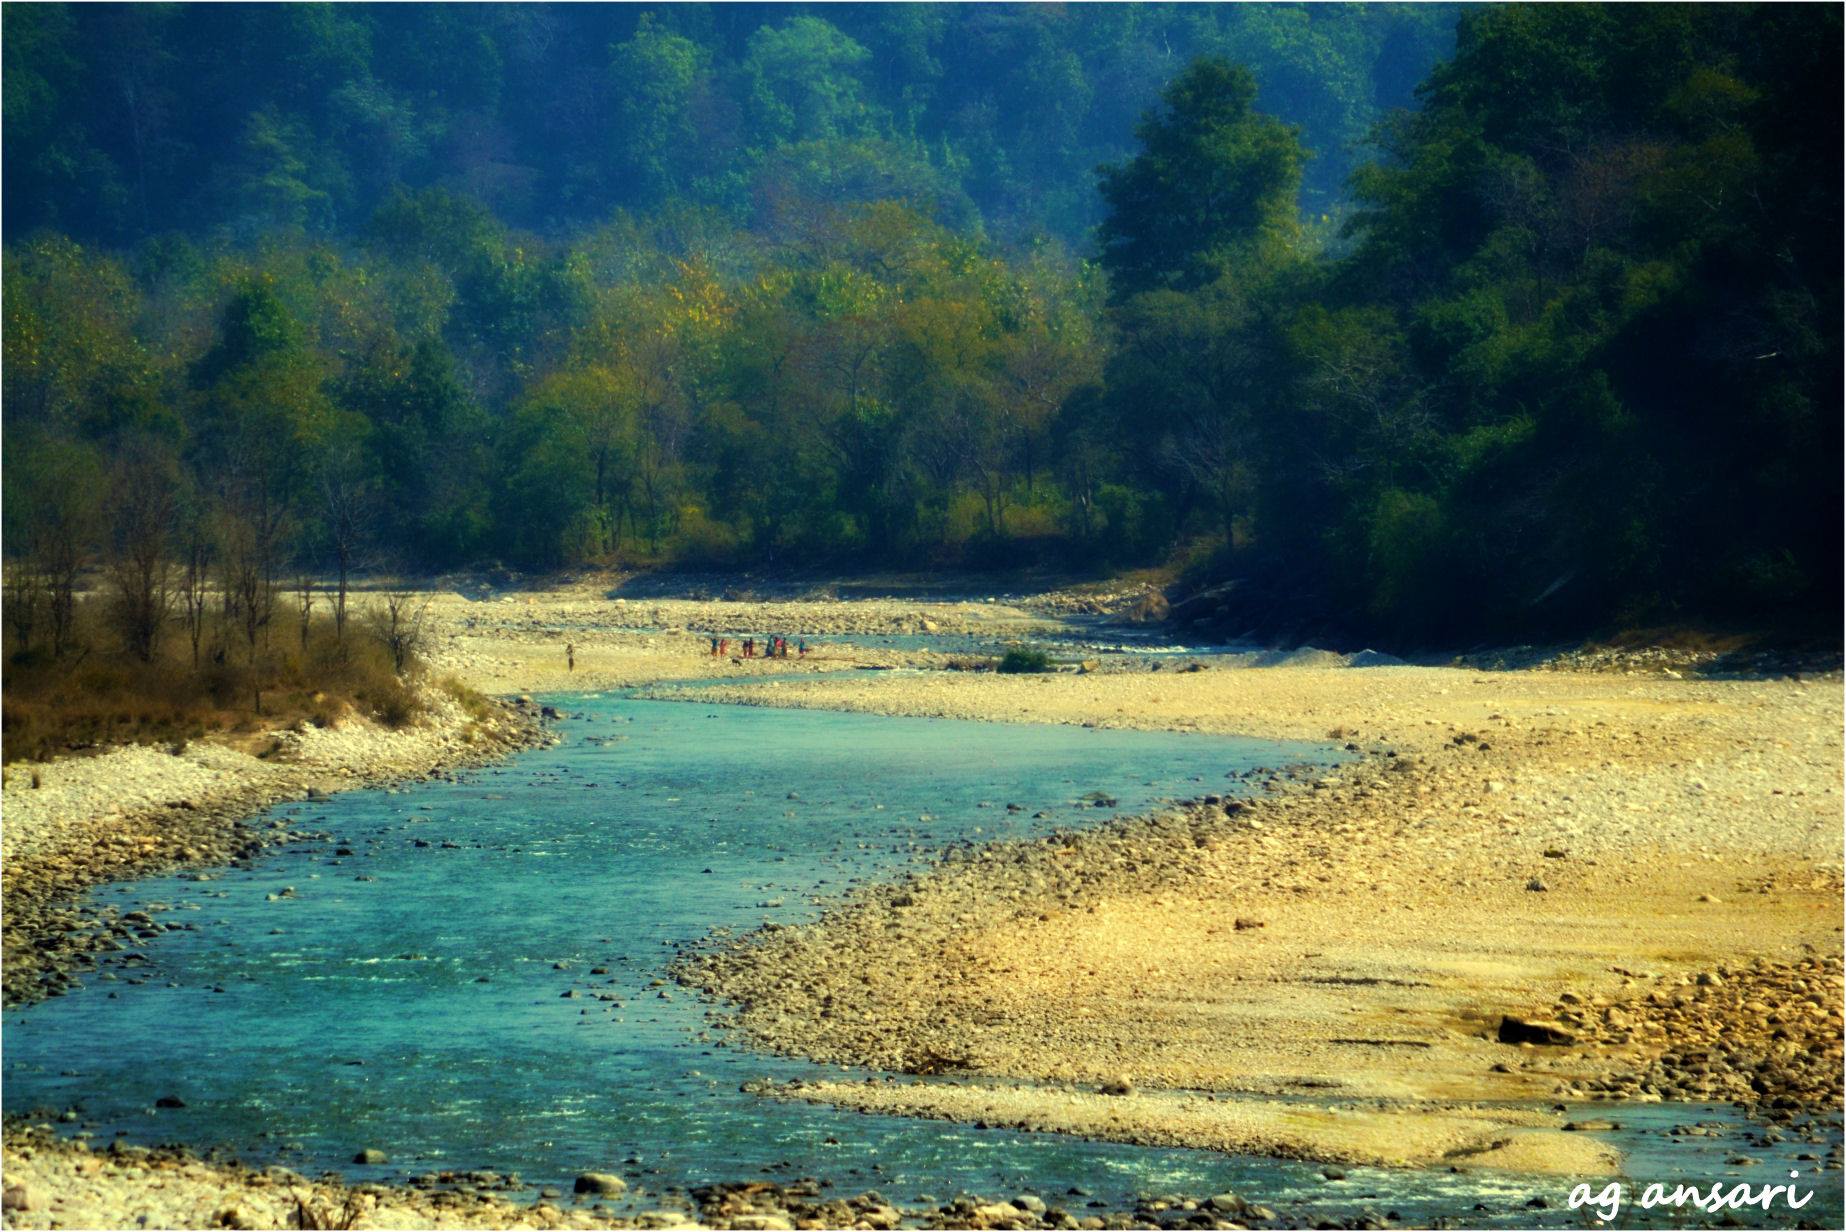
4 602 422 763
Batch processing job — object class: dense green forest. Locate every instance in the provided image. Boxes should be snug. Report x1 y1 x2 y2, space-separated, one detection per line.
5 3 1458 244
4 2 1839 649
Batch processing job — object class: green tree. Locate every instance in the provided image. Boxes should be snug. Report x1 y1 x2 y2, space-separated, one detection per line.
520 365 640 558
741 17 878 147
1328 3 1841 634
190 276 334 670
609 17 714 207
2 236 164 440
1097 58 1306 299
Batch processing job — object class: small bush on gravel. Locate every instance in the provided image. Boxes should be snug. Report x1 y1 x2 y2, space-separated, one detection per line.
440 676 495 722
364 677 421 729
997 646 1053 674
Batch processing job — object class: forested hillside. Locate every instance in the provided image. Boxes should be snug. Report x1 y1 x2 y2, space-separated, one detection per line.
5 3 1838 649
4 3 1456 245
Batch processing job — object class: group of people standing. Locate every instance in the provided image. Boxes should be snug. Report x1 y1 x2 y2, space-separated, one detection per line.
709 634 806 659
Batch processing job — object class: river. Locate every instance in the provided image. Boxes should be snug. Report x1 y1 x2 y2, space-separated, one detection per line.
3 694 1835 1227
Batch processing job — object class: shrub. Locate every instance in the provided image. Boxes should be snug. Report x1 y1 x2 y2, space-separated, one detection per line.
2 595 427 762
996 646 1053 674
440 676 495 723
367 679 420 728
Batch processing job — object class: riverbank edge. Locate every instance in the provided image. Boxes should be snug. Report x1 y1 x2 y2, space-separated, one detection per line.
0 1120 622 1231
0 1116 1380 1232
658 670 1843 1174
668 742 1625 1174
1 687 554 1008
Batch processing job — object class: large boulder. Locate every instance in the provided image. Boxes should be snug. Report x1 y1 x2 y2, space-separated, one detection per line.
1498 1015 1576 1045
575 1172 629 1196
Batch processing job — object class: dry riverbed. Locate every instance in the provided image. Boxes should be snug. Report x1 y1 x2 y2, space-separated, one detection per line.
416 576 1075 696
662 661 1845 1176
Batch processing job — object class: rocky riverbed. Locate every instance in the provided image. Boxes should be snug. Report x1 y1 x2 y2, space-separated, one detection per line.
0 1122 1441 1232
660 660 1844 1174
5 577 1842 1228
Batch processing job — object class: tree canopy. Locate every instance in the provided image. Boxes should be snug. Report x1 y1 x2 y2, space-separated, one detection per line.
5 3 1838 651
1 3 1459 247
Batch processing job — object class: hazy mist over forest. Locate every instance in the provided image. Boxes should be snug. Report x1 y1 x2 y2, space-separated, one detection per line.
5 4 1460 244
5 3 1839 648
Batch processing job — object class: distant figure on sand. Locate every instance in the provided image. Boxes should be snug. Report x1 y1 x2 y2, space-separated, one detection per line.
566 642 575 672
743 637 754 658
709 635 720 657
798 639 808 658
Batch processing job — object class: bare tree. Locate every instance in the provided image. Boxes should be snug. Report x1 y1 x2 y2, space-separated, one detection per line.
294 573 316 652
177 530 211 668
318 441 374 654
215 487 285 713
628 328 692 554
366 589 430 675
221 511 277 670
4 567 48 654
213 454 290 707
40 510 95 660
16 447 105 660
105 443 179 662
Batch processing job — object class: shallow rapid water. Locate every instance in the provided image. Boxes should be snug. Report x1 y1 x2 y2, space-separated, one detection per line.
4 696 1838 1226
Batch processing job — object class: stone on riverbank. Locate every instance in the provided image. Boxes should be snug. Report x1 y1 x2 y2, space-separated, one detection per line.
573 1172 627 1196
1497 1016 1575 1046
